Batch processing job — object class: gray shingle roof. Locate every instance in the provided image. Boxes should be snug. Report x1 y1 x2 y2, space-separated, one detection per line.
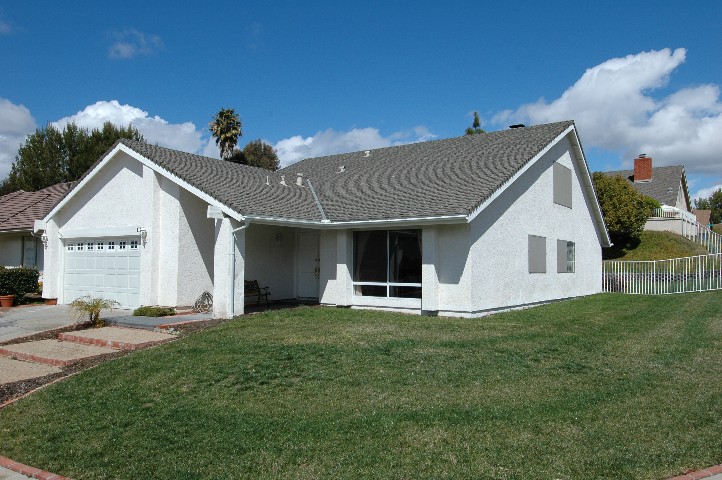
0 183 74 232
107 121 574 223
279 121 574 221
601 165 686 206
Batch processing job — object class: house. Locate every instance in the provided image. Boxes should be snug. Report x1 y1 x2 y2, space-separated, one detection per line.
0 182 73 273
692 209 711 227
603 155 696 234
34 120 610 318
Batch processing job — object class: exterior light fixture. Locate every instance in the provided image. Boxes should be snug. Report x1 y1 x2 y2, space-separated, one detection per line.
137 227 148 246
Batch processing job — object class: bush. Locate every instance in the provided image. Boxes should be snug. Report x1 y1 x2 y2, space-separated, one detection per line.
133 306 176 317
0 267 41 301
592 172 660 245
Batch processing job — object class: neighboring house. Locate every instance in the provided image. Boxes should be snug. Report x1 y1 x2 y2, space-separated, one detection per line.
692 209 711 227
603 155 695 234
0 183 73 273
35 121 611 318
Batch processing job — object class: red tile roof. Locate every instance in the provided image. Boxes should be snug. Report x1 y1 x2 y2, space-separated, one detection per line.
0 183 73 232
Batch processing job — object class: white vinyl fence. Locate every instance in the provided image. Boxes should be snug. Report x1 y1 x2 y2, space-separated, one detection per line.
603 253 722 294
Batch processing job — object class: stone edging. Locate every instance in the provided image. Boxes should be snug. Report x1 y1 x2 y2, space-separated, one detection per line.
668 464 722 479
0 454 71 479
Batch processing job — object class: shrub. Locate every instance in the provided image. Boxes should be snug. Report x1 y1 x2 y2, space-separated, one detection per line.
592 172 660 245
0 267 41 301
132 306 176 317
69 296 120 327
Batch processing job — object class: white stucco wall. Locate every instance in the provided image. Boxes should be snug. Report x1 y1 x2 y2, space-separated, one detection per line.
459 135 602 315
176 187 215 306
644 218 685 235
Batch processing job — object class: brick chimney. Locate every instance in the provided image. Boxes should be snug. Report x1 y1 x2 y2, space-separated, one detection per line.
633 154 652 182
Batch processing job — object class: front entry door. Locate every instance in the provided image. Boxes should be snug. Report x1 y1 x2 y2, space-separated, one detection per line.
297 232 319 299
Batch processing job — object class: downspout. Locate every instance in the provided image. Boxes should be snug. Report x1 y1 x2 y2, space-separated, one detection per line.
229 220 250 318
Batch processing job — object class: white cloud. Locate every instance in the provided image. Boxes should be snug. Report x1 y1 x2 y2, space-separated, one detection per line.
54 100 203 154
0 98 36 179
691 184 722 202
493 48 722 176
108 29 164 59
273 126 436 168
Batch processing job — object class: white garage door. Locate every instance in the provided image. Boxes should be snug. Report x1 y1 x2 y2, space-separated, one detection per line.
63 238 141 308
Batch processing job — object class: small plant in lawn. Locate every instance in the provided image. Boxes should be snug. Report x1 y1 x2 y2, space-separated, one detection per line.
69 296 119 327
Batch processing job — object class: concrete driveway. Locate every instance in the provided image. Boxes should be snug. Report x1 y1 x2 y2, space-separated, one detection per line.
0 304 133 343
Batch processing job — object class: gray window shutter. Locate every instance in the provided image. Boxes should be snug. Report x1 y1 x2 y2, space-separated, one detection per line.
528 235 546 273
557 239 567 273
553 163 572 208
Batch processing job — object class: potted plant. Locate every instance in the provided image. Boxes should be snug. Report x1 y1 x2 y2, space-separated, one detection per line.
0 293 14 308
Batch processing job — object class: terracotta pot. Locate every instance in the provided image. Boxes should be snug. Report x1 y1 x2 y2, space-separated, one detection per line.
44 298 58 305
0 294 15 308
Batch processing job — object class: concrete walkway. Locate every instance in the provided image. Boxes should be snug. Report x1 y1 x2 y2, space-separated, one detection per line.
0 305 134 343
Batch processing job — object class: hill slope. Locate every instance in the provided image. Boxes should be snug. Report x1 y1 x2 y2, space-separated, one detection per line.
603 230 710 260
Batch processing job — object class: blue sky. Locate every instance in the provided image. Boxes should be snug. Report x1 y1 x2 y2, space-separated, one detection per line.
1 1 721 198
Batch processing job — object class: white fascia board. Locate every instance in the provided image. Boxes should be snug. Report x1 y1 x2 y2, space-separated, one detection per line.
466 125 576 224
59 225 142 239
42 144 245 223
244 214 468 229
567 128 612 247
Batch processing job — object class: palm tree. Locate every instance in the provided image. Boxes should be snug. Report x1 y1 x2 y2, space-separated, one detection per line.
209 108 242 160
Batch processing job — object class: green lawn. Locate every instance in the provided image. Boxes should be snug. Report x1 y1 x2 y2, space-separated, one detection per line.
603 231 710 260
1 294 721 479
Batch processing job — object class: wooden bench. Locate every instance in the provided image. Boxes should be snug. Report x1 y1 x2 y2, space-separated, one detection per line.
244 280 270 306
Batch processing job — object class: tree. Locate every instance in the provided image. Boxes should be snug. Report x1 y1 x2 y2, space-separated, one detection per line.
694 197 711 210
209 108 242 160
0 122 144 195
465 111 485 135
240 139 280 171
592 172 659 244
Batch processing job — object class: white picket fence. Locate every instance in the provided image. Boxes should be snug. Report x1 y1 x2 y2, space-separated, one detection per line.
603 253 722 294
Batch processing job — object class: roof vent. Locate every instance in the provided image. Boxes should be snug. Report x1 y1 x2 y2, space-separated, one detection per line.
265 176 270 186
363 150 370 157
509 124 526 129
296 173 304 187
280 175 287 187
338 165 345 173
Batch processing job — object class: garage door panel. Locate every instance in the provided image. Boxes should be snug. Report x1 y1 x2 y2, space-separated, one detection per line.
63 238 141 308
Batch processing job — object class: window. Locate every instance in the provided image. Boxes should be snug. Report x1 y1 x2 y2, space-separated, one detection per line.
108 241 115 250
77 243 84 251
130 240 139 250
557 240 575 273
119 241 126 250
528 235 546 273
67 243 75 251
97 242 104 250
87 242 94 251
353 229 422 298
553 162 572 208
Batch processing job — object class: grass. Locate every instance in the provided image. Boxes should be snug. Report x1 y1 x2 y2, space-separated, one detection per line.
603 231 710 260
1 294 721 479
